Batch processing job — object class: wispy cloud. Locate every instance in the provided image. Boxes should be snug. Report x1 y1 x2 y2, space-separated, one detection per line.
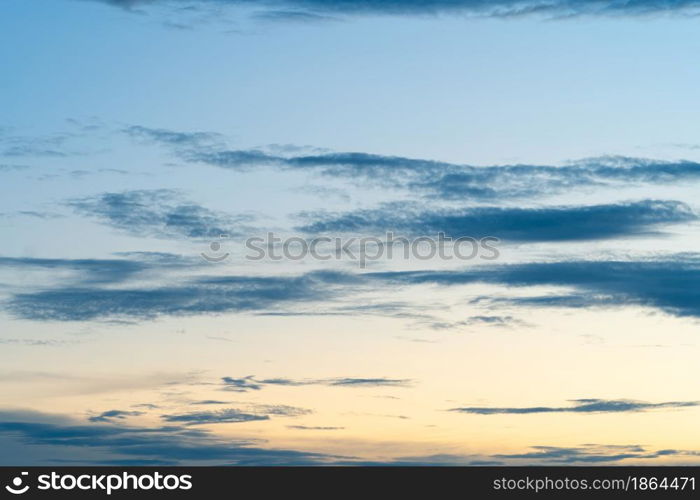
253 10 339 23
120 125 700 200
88 409 144 422
299 200 696 242
7 253 700 321
0 253 196 286
123 125 224 148
251 405 312 417
0 123 106 158
197 149 691 188
0 256 151 285
328 377 412 387
495 445 695 464
287 425 345 430
1 410 697 465
6 273 335 322
427 315 527 330
369 254 700 318
155 136 700 200
0 338 75 347
161 404 311 425
161 409 270 425
222 376 413 392
68 189 250 239
366 445 700 465
92 0 700 19
220 376 263 392
0 133 73 158
0 410 336 465
450 399 699 415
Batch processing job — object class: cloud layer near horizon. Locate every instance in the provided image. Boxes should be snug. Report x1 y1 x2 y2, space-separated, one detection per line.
94 0 700 19
1 410 698 465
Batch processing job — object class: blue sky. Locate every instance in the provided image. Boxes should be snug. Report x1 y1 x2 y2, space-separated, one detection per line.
1 0 700 465
5 0 700 164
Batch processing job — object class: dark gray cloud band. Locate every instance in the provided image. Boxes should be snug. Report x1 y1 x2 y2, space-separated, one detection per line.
0 410 336 465
493 444 696 464
0 410 697 465
5 254 700 321
369 254 700 318
451 398 699 415
6 271 341 322
89 410 144 422
221 376 413 392
189 150 700 200
122 126 700 200
94 0 700 19
161 405 311 425
299 200 696 242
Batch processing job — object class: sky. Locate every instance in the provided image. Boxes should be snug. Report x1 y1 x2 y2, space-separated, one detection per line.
1 0 700 465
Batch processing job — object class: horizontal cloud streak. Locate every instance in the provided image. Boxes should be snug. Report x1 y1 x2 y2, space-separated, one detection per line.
6 272 341 321
299 200 696 242
0 253 197 289
124 125 223 147
5 253 700 321
182 149 700 201
0 410 335 465
451 399 699 415
1 411 697 465
369 254 700 318
222 376 413 391
220 376 263 392
288 425 345 430
123 126 700 200
95 0 700 19
0 257 147 285
327 377 411 387
161 409 270 425
494 445 693 464
88 410 144 422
